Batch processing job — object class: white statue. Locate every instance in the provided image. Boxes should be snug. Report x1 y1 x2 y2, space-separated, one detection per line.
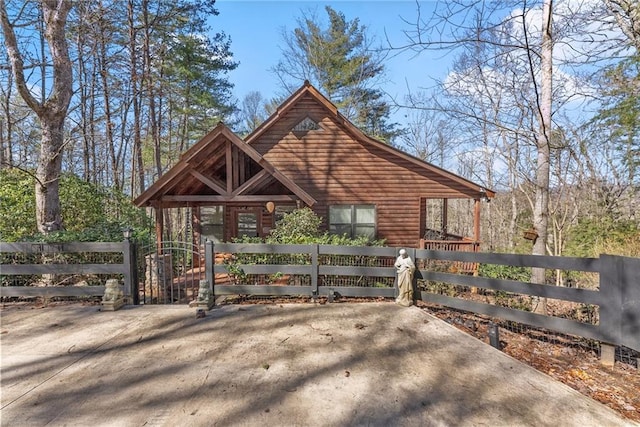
394 249 415 307
102 278 124 311
190 279 213 310
102 278 123 302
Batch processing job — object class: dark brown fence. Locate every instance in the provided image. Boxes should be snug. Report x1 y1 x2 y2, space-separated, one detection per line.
206 242 640 352
0 241 138 303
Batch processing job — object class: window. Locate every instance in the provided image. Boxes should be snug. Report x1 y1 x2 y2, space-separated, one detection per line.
293 116 320 132
329 205 376 239
237 212 258 238
200 206 224 243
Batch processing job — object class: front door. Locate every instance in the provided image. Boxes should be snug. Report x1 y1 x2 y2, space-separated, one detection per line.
231 207 261 239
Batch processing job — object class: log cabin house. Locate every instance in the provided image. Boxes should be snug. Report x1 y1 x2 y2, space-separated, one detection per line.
134 82 494 268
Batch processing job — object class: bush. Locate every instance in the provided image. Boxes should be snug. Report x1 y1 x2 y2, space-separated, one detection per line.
224 208 386 286
478 263 531 281
0 169 34 241
565 217 640 257
266 207 385 246
0 168 152 242
267 207 322 244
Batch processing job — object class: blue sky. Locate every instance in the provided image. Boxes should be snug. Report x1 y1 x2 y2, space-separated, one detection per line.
213 1 448 113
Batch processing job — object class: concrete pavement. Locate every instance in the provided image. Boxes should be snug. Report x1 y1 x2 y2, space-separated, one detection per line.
1 302 635 426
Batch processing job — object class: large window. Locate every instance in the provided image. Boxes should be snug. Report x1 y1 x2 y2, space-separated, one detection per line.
329 205 376 239
200 206 224 243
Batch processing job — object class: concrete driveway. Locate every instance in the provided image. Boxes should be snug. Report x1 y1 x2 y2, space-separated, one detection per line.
0 302 635 426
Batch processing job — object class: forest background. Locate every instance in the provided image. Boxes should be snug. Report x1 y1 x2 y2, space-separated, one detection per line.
0 0 638 267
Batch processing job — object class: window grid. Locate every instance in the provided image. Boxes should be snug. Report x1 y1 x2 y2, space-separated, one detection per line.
329 205 376 239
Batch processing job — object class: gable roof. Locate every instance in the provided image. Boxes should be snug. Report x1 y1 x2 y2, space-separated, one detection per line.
136 82 495 210
245 81 495 199
134 122 316 207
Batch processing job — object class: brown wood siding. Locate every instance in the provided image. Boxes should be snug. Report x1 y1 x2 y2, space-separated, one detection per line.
137 86 490 249
250 93 475 247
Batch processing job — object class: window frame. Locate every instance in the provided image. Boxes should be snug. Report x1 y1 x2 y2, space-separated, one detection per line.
328 204 376 239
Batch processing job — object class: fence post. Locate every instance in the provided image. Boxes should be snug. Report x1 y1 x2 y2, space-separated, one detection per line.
598 254 622 366
205 240 214 305
130 240 139 305
311 244 319 297
619 256 640 352
409 247 417 304
123 237 139 305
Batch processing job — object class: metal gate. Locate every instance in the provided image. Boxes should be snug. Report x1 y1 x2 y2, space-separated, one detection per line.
137 240 203 304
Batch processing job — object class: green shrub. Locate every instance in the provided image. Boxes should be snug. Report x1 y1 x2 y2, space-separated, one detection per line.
479 263 531 281
224 208 385 286
0 169 36 241
267 207 322 244
565 217 640 257
0 168 152 242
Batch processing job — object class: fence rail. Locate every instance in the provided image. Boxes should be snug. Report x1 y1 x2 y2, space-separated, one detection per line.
207 242 640 352
0 241 138 303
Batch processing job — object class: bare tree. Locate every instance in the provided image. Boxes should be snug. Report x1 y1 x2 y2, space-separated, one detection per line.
1 0 73 233
529 0 553 312
0 57 13 168
393 1 558 311
398 92 457 169
238 91 268 135
606 0 640 52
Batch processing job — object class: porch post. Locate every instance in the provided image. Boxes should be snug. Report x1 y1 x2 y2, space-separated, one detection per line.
419 197 426 248
206 240 214 305
155 203 164 254
441 198 448 235
473 199 481 242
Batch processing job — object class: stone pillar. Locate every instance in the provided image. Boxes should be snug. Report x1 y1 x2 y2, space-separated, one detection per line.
600 343 616 367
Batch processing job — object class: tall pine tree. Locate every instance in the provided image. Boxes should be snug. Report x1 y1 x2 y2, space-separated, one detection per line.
273 6 397 142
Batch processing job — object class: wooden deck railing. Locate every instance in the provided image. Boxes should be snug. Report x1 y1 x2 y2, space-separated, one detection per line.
419 238 480 274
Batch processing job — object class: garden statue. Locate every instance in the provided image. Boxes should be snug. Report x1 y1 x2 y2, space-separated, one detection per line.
395 249 415 307
102 278 124 311
190 279 214 310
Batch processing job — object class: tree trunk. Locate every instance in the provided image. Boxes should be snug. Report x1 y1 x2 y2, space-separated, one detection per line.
606 0 640 52
35 119 65 231
128 0 145 195
141 0 163 180
0 0 73 234
531 0 553 314
0 68 12 168
97 2 121 191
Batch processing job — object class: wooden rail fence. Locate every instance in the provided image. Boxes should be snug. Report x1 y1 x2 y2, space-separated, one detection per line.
0 241 138 303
